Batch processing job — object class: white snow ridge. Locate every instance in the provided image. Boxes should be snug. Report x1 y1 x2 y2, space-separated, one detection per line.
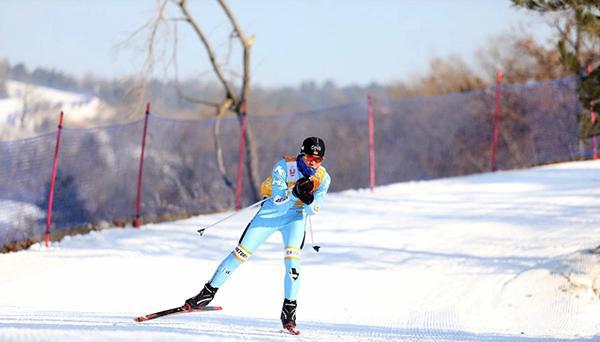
1 160 600 341
0 80 116 140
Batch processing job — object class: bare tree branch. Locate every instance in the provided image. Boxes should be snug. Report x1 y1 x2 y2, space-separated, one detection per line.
169 11 234 189
176 0 238 104
115 0 171 118
553 16 579 50
214 98 235 188
171 21 220 107
217 0 260 200
217 0 254 112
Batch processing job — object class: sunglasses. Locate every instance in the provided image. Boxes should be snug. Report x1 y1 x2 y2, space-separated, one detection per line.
303 154 323 164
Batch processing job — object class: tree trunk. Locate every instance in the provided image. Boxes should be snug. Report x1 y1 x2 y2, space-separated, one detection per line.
241 116 260 201
214 99 234 191
218 0 260 202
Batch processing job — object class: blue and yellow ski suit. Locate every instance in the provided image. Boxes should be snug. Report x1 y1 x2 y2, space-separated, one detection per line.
208 155 331 300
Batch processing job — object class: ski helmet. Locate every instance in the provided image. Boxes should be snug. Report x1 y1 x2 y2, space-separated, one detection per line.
300 137 325 158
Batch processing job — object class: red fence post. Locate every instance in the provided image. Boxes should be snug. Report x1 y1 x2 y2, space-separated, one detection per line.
491 70 502 172
235 100 248 210
367 93 376 192
45 111 64 247
586 65 597 160
134 103 151 228
591 102 597 160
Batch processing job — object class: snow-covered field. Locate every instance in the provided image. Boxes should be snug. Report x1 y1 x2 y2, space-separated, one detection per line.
1 160 600 341
0 80 115 140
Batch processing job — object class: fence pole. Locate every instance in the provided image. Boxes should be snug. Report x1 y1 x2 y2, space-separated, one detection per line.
45 111 64 247
367 93 376 192
587 65 598 160
134 103 150 228
235 100 248 210
592 102 597 160
491 70 502 172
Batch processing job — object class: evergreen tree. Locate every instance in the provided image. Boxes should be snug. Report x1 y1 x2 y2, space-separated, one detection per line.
512 0 600 138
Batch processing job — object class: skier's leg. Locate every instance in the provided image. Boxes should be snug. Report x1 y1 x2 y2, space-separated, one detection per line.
281 218 306 300
208 217 276 288
185 215 277 309
280 217 305 328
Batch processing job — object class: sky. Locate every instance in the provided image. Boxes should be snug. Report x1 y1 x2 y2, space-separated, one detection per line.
0 0 553 88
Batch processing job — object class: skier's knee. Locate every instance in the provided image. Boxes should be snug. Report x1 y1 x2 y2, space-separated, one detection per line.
232 243 252 263
284 246 300 261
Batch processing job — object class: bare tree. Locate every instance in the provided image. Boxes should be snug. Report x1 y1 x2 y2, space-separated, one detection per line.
477 32 571 83
386 56 487 99
127 0 261 202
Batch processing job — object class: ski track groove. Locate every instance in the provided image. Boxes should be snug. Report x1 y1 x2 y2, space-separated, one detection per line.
407 310 461 342
0 312 412 342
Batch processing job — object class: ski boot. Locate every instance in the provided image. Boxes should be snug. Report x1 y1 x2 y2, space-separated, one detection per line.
281 298 300 335
184 282 218 311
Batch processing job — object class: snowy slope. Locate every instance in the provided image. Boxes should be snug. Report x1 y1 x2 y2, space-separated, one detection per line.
0 80 115 140
1 161 600 341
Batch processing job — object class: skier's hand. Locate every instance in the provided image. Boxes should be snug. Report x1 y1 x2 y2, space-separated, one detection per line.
292 177 314 205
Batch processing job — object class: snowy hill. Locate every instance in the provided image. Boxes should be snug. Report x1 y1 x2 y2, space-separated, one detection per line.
1 160 600 341
0 80 116 140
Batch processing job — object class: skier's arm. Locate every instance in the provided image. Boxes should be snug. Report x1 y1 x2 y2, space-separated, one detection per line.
305 173 330 216
271 160 299 211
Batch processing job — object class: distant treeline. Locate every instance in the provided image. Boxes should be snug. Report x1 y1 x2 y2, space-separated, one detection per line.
0 59 385 119
0 31 578 122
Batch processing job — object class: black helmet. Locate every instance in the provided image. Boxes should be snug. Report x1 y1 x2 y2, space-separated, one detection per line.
300 137 325 158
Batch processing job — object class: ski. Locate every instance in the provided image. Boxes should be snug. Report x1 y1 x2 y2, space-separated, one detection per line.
282 324 301 335
133 305 222 322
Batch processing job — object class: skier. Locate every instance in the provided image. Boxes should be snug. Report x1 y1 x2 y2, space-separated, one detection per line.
183 137 331 334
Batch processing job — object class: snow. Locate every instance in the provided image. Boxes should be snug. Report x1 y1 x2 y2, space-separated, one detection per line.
1 160 600 341
0 80 115 140
0 200 44 226
0 200 45 243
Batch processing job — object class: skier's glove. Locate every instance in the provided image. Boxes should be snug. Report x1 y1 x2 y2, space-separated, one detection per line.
292 176 314 205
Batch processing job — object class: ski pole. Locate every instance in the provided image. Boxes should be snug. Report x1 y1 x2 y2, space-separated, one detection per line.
308 216 320 252
197 197 268 236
